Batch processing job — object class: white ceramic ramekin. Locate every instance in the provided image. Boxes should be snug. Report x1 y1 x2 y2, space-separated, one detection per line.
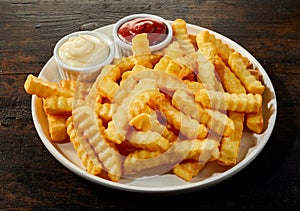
112 14 173 57
54 31 115 80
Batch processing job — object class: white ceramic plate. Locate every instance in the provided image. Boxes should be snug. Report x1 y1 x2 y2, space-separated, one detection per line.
31 22 277 193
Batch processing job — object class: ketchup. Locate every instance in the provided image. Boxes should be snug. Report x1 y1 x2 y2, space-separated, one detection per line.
118 18 168 46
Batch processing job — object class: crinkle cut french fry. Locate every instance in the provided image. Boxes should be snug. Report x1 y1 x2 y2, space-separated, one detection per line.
98 76 119 101
183 80 204 95
249 69 261 80
114 56 136 74
131 69 190 95
184 139 219 162
173 161 205 182
174 52 197 76
228 52 265 94
196 30 234 65
154 56 191 79
127 131 170 152
195 51 223 91
59 80 77 93
24 74 73 98
107 78 158 145
246 110 264 134
164 41 186 58
104 120 125 144
195 89 262 113
44 95 72 116
148 92 208 139
85 65 121 106
132 33 153 68
99 64 121 82
197 42 217 64
172 90 234 137
123 150 162 175
121 64 151 81
124 139 215 175
115 54 162 73
73 105 122 182
172 19 195 53
60 80 92 95
95 103 113 123
218 112 245 166
66 117 102 175
129 112 178 142
46 113 68 142
128 90 157 119
129 113 152 131
214 56 246 94
154 56 171 71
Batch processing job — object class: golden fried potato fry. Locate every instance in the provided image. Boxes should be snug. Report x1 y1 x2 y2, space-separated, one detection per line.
100 64 122 82
124 139 215 175
128 88 156 119
129 112 178 142
104 120 125 144
73 105 122 182
197 42 217 64
46 114 68 142
123 149 162 175
66 117 102 175
24 74 73 98
154 56 171 71
108 77 159 145
172 89 234 137
94 103 113 123
132 33 153 68
59 80 77 92
195 51 223 91
129 113 152 131
218 111 245 166
44 95 72 116
148 92 208 139
184 138 220 162
114 56 136 73
166 59 191 79
195 89 262 113
85 65 121 106
249 69 261 80
228 52 265 94
246 110 264 134
183 80 204 95
164 41 186 58
121 64 151 81
196 30 233 64
59 80 92 95
172 18 195 53
215 55 264 133
173 161 205 182
214 56 246 94
98 76 119 101
127 131 170 152
154 56 192 79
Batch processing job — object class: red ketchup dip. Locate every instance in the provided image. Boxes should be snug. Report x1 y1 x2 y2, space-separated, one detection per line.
117 18 168 46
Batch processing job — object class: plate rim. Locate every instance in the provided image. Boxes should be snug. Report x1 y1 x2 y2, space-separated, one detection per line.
31 21 277 193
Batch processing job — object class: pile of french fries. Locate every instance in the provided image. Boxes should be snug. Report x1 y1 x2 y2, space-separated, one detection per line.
24 18 265 182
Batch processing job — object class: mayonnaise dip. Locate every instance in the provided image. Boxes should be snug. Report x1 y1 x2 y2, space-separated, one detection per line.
58 34 109 68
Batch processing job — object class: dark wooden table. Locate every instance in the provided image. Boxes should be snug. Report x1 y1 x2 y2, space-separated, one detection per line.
1 0 299 210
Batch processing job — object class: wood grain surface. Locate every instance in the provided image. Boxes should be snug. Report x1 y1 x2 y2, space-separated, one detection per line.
0 0 299 210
